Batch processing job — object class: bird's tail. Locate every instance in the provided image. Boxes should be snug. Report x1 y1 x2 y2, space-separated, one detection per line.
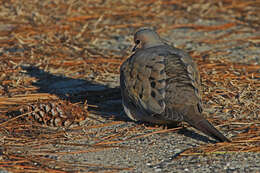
184 107 230 142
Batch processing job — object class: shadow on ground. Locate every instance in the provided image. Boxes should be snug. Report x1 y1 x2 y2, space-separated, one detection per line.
21 65 125 119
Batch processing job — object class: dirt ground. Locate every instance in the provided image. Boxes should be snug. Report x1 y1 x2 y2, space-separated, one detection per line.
0 0 259 172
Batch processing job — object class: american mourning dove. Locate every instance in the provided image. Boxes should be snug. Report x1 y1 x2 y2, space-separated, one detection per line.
120 28 230 142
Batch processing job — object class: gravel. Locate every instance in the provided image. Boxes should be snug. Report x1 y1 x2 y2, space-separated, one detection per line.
0 1 259 172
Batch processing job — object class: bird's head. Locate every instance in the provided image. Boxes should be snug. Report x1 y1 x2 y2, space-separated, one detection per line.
132 28 164 52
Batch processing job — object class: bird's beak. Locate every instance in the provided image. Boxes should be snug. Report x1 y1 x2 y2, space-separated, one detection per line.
132 44 138 52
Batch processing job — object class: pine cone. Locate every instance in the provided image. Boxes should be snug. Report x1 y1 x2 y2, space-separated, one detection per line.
18 100 88 128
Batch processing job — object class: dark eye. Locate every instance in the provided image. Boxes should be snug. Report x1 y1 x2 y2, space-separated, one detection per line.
135 40 140 44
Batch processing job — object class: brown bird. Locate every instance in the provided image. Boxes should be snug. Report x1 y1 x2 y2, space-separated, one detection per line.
120 28 230 142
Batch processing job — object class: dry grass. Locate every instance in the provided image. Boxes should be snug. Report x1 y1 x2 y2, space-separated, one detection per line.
0 0 259 172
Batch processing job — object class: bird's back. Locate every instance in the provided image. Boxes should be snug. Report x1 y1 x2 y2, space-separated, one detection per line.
120 45 202 123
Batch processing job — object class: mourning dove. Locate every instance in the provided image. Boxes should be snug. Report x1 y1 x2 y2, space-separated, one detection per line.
120 28 230 142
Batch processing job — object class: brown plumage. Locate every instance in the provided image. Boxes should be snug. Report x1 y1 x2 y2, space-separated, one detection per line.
120 28 230 142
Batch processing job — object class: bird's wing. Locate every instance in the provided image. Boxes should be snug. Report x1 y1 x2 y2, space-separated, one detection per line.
120 51 167 115
162 50 202 120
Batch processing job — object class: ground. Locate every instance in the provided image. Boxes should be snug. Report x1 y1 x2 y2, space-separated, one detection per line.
0 0 259 172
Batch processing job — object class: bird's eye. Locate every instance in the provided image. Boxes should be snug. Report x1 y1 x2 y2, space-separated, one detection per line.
132 40 140 52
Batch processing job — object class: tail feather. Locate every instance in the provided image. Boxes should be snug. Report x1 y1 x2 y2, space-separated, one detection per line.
191 118 230 142
184 107 230 142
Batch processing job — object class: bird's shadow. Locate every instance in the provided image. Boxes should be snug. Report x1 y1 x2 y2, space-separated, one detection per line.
177 127 216 143
21 65 128 121
141 122 217 144
21 65 217 143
